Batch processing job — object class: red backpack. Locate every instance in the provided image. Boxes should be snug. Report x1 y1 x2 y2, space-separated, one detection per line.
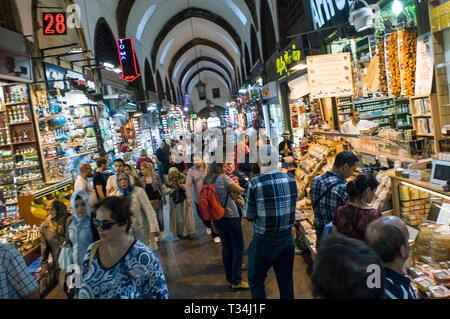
198 177 230 221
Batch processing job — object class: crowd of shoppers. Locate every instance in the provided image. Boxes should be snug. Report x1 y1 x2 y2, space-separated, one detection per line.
2 130 420 301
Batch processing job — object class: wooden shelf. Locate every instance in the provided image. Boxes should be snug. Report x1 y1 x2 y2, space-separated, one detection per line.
362 114 393 120
11 140 36 146
358 105 395 113
9 121 33 126
412 114 432 117
417 134 434 137
5 101 29 107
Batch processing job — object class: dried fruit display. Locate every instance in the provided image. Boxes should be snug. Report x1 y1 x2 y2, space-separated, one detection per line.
378 37 388 96
403 28 417 97
388 31 401 98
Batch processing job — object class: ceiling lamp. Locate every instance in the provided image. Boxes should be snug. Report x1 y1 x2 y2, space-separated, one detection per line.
289 63 308 71
392 0 403 16
133 112 142 117
70 47 84 54
348 0 380 32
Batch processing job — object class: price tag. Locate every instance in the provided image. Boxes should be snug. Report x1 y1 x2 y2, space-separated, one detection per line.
394 161 402 169
379 155 389 168
409 170 422 181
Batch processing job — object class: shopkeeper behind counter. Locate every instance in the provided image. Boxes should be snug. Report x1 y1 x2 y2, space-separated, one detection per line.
341 109 379 135
279 132 294 158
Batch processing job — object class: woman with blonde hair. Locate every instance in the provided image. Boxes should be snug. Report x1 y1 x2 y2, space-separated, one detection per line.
124 163 141 187
141 161 167 240
166 167 196 239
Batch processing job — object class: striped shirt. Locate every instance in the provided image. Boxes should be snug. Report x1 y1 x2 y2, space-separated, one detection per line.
384 267 418 299
0 244 39 299
244 167 298 234
224 164 239 184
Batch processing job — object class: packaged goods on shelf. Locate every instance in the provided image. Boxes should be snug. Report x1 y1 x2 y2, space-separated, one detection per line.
370 170 393 211
0 223 40 254
398 186 432 226
410 261 450 299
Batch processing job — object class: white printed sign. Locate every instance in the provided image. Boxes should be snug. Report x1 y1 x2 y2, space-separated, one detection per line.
307 52 354 99
415 33 434 96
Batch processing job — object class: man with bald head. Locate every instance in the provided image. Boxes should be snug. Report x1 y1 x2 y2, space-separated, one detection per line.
74 163 98 209
365 216 417 299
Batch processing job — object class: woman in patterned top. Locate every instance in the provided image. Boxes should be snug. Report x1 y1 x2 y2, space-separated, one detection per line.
333 173 382 241
78 196 169 299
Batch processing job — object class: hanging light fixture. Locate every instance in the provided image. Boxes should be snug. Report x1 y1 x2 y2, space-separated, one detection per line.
392 0 403 16
348 0 380 32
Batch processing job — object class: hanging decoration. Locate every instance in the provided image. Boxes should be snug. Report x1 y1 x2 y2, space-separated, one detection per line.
377 37 388 96
388 31 401 98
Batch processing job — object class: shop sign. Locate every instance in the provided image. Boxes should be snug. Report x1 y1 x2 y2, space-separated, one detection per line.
42 12 67 35
276 44 302 81
308 0 352 30
307 52 353 98
117 38 141 82
0 49 33 83
262 82 278 100
44 62 96 92
191 114 197 119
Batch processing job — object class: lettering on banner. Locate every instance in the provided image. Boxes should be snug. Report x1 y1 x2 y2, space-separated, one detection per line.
310 0 352 30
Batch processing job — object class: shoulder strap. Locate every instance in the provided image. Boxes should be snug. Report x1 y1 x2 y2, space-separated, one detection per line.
88 241 101 268
342 206 365 238
313 181 345 210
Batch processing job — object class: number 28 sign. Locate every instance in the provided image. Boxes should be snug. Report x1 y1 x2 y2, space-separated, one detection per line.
43 12 67 35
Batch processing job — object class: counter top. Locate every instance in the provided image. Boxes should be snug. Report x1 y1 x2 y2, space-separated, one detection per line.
390 174 450 199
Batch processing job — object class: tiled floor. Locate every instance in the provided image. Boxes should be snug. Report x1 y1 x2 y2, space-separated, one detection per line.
46 202 313 299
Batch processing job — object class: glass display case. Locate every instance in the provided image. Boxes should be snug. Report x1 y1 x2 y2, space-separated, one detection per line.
31 88 100 184
0 83 44 217
347 135 418 164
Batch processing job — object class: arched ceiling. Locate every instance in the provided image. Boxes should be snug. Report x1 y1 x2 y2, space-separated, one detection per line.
172 46 235 81
178 57 233 92
187 71 231 100
181 61 232 94
185 68 231 94
167 38 237 86
155 18 240 76
118 0 257 99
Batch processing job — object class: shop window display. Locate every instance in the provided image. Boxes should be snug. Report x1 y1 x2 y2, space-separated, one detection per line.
32 87 100 184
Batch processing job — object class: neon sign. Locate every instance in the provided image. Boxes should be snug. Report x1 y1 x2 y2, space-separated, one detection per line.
276 44 302 81
43 12 67 35
116 38 141 82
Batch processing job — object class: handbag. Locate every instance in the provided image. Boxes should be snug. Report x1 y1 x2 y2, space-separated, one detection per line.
171 187 187 204
58 241 73 272
150 199 160 210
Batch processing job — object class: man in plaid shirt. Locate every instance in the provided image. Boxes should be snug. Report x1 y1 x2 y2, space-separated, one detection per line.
244 145 298 299
0 243 39 299
310 151 359 248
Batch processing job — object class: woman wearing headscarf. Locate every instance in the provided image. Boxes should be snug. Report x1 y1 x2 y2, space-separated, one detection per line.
111 172 160 250
60 190 99 297
165 167 196 239
39 199 70 291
